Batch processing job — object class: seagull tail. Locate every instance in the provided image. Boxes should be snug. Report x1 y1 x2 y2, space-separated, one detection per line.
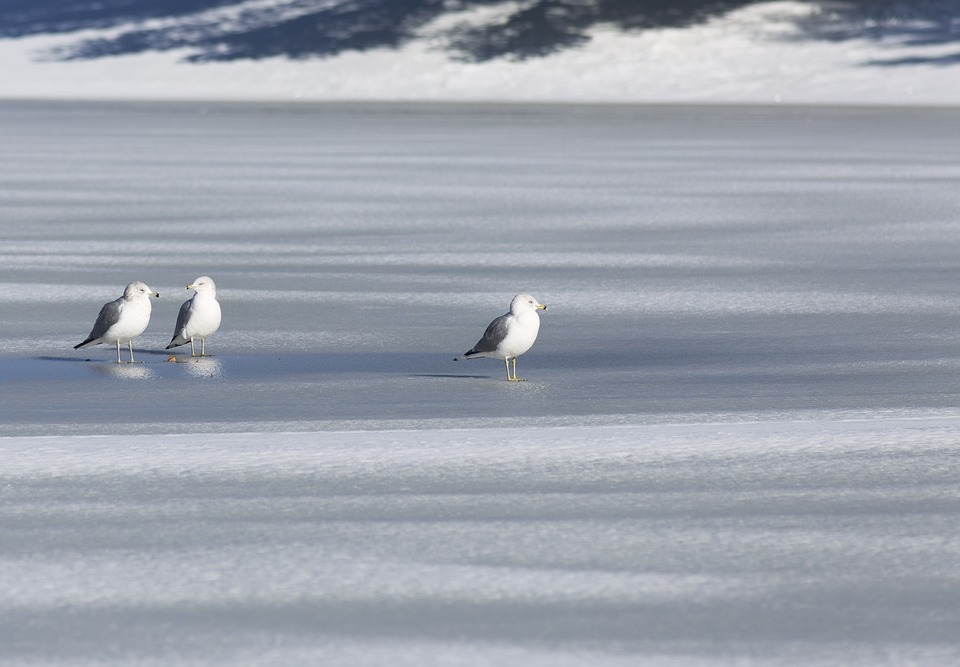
454 349 481 361
74 338 97 350
166 333 188 349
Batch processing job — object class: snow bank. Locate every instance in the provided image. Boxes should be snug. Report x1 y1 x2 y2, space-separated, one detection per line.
1 419 958 666
1 2 959 105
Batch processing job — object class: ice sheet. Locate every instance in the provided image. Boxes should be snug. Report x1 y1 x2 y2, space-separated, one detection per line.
3 102 960 435
2 102 960 665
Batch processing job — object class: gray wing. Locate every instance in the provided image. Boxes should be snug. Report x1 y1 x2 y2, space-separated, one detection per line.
75 298 122 348
468 314 510 354
166 298 194 348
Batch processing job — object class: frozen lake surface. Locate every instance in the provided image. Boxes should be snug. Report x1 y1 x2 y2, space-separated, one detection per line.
4 102 960 434
1 102 960 664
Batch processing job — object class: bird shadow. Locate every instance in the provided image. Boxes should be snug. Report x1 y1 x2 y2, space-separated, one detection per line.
41 351 164 363
37 356 87 363
413 373 491 380
137 348 179 357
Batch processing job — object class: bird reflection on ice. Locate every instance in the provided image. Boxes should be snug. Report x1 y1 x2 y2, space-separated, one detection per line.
91 363 156 380
181 357 223 379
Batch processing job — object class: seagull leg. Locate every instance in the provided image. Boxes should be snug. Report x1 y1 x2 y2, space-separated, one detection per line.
128 341 136 363
200 338 208 357
512 357 525 382
116 340 122 364
190 338 196 357
506 358 524 382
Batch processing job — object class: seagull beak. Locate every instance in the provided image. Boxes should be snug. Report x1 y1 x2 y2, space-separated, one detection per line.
537 304 547 311
152 291 160 298
185 284 195 290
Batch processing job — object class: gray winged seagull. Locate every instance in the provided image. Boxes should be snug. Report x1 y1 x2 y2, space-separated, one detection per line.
455 293 547 381
165 276 222 357
74 281 160 363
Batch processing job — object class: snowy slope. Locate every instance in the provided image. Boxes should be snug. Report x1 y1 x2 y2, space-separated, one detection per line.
1 0 960 104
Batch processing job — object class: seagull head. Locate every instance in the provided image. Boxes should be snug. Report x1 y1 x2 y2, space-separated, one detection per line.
186 276 216 295
124 281 160 300
510 293 547 315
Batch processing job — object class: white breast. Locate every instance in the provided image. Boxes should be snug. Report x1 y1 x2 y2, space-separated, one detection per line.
103 298 153 344
184 293 222 339
496 310 541 359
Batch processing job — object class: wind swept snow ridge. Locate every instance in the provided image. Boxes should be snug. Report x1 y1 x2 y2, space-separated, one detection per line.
1 1 960 104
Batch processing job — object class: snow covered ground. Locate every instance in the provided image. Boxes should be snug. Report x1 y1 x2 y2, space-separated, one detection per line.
2 101 960 664
1 421 958 666
1 1 960 106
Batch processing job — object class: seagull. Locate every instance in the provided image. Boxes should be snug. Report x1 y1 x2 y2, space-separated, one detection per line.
455 293 547 381
74 281 160 364
165 276 222 357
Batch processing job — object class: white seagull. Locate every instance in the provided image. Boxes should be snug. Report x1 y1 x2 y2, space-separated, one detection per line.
455 293 548 381
74 281 160 364
166 276 222 357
